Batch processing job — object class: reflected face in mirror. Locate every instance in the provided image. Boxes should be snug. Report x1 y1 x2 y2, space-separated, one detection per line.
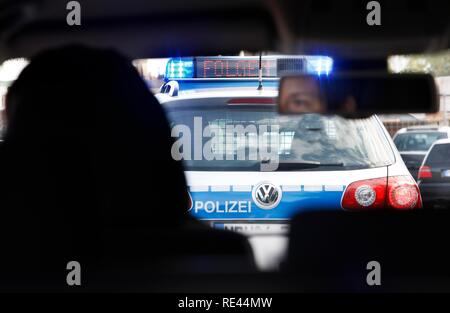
278 76 326 114
278 73 438 116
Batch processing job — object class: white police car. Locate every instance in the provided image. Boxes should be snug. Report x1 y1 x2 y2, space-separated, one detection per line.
156 56 422 236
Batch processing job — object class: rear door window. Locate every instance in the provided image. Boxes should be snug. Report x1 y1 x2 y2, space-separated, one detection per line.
426 144 450 166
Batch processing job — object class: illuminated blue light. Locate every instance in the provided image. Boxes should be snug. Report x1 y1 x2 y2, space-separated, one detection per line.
305 56 333 76
164 56 333 80
165 58 194 80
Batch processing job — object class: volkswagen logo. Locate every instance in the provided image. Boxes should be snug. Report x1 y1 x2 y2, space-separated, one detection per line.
252 182 282 210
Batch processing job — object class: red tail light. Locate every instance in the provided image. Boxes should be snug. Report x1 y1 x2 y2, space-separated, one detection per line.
418 165 432 179
342 175 421 210
387 176 421 209
341 177 387 209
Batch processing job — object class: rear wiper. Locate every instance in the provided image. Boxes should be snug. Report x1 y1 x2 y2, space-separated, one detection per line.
261 159 344 171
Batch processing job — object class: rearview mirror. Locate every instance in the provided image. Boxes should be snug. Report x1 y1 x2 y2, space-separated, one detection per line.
277 73 439 117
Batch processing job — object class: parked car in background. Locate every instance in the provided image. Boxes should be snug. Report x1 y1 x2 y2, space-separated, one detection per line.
418 139 450 208
393 126 450 179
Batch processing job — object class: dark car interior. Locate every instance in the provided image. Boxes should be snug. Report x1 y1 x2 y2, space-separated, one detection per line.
1 0 450 296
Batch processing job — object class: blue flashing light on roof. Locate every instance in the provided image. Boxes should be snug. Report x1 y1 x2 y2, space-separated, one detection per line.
164 55 333 80
165 58 194 80
305 56 333 76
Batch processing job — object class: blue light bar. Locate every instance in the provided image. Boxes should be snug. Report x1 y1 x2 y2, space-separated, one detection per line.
305 56 333 76
165 58 194 80
164 55 334 80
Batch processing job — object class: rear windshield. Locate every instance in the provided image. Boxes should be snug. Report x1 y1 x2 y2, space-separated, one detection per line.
165 100 395 171
394 131 448 152
426 144 450 165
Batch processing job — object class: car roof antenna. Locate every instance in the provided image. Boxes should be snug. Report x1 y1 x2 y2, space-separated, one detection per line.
257 51 263 90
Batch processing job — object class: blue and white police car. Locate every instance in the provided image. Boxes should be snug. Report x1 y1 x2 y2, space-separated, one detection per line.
156 55 422 236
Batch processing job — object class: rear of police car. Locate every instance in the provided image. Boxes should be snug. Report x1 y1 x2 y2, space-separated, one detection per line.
156 55 422 268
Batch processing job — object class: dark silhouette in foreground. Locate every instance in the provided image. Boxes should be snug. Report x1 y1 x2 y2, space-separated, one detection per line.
287 210 450 292
0 46 253 291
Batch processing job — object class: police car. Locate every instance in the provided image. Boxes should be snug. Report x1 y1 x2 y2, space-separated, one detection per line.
156 56 422 236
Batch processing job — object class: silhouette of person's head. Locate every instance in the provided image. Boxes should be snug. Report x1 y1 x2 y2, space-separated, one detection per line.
2 45 189 271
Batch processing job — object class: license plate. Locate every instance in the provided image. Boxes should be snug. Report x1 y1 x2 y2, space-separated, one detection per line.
442 170 450 177
213 223 289 235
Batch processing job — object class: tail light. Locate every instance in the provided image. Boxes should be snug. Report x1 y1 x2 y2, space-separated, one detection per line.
341 177 387 209
342 175 422 210
387 176 421 209
418 165 432 179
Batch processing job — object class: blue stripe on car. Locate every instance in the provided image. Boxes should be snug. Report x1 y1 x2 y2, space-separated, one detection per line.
189 186 346 220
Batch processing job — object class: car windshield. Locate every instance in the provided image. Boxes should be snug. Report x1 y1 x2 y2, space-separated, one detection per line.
394 131 448 152
166 100 395 171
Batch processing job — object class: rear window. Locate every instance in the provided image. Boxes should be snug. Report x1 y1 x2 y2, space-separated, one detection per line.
165 98 395 171
394 132 447 152
426 144 450 165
